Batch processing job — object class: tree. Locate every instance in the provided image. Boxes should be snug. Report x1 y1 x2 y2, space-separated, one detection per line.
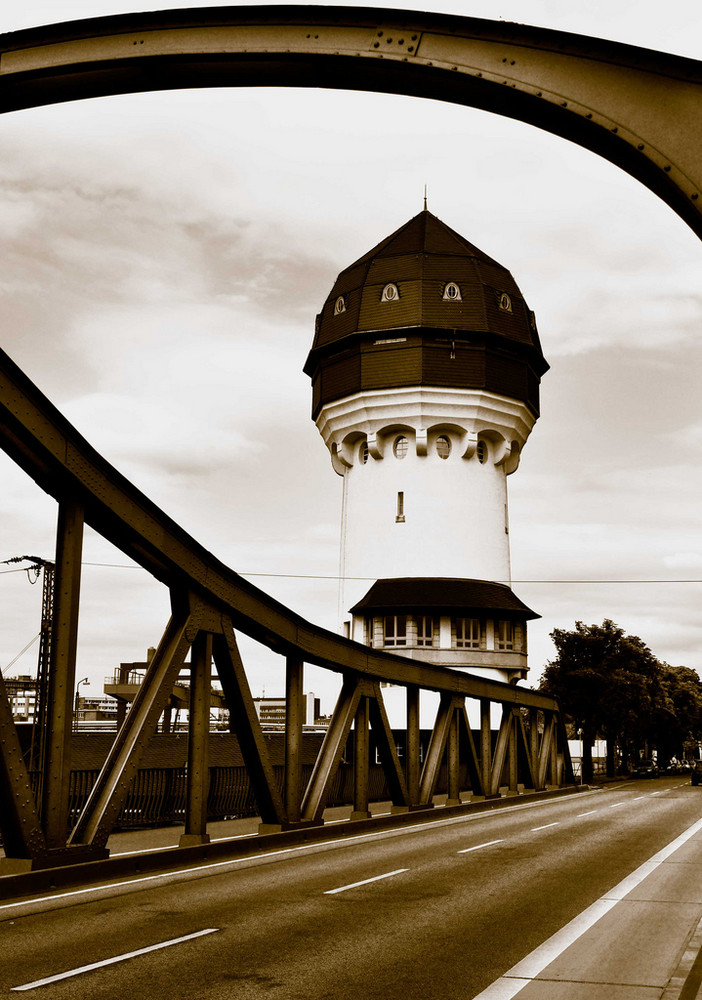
539 620 665 781
652 665 702 762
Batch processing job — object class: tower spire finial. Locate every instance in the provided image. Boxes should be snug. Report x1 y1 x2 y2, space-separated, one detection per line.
423 184 428 212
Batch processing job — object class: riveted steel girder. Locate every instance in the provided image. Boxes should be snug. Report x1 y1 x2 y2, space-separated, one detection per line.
0 7 700 237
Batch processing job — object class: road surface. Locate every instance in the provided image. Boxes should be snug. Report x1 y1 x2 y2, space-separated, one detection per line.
2 777 700 998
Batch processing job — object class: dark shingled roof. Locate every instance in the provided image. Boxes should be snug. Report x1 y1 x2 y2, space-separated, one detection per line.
349 578 540 620
306 209 547 365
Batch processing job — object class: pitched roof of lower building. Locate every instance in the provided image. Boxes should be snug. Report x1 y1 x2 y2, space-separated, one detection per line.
349 577 540 620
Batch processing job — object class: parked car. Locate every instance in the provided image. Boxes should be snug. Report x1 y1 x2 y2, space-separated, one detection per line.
634 759 659 778
691 761 702 786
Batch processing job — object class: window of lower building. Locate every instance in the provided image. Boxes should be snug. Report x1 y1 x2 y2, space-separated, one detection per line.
384 615 407 647
495 620 514 651
454 617 485 649
416 616 435 647
365 617 374 646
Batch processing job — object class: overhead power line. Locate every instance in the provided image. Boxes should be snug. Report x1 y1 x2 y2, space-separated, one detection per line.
3 557 700 584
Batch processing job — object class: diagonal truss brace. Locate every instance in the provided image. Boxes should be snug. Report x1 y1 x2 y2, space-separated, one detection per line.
0 670 46 861
70 597 194 848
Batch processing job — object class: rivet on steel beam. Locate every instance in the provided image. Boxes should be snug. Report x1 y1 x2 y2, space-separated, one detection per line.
664 165 671 172
408 46 414 52
638 144 645 150
411 34 418 40
374 42 379 48
586 113 592 119
611 127 618 133
377 30 383 36
693 193 699 201
561 102 567 107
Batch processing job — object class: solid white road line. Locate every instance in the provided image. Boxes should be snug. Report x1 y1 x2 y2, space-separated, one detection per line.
530 823 559 832
471 813 702 1000
458 840 504 854
11 928 219 992
324 869 408 895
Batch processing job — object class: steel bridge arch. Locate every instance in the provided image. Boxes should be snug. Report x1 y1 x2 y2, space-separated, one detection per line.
1 6 701 238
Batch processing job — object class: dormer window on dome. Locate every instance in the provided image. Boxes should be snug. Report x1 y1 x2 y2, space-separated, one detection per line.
334 295 346 315
381 283 399 302
498 292 512 312
443 282 462 301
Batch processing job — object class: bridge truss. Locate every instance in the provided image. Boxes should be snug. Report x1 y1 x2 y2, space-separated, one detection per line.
1 5 700 871
0 340 572 870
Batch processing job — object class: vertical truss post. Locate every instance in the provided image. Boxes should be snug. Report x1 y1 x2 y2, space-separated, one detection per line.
480 698 495 798
180 630 212 847
446 706 460 806
284 656 304 823
529 708 542 789
41 498 84 849
508 710 519 794
458 704 485 798
406 685 420 806
352 696 371 819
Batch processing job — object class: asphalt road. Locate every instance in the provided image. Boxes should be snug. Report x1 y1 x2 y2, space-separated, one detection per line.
2 777 700 999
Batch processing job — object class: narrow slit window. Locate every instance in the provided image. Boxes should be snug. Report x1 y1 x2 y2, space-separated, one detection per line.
396 491 405 522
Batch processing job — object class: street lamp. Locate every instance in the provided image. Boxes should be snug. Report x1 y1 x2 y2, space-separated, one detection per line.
74 677 90 729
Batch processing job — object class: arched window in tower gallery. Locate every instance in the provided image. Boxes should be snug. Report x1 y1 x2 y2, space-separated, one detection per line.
393 436 408 459
436 435 451 459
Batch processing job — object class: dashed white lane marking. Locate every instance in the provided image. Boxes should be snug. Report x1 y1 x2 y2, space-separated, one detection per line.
609 802 626 808
577 810 597 817
11 928 219 991
633 795 647 800
530 823 559 832
324 869 409 895
472 813 702 999
458 840 504 854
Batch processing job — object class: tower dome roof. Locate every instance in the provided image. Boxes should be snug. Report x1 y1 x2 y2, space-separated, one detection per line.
305 210 548 420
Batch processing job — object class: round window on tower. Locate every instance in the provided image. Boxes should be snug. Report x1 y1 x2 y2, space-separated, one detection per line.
381 283 399 302
476 440 488 464
498 292 512 312
443 282 462 301
436 435 451 459
360 441 369 464
393 435 409 460
334 295 346 315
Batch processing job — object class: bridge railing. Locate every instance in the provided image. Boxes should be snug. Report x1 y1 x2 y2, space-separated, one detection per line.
0 343 574 871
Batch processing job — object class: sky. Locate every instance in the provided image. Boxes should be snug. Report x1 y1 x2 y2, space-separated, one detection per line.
0 0 700 715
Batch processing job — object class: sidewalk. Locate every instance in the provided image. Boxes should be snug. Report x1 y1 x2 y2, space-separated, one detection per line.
476 813 702 999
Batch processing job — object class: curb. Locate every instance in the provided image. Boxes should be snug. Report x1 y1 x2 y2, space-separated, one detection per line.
0 784 591 903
